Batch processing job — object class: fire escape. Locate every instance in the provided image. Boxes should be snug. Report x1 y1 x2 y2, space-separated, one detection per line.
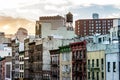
70 41 87 80
50 49 60 80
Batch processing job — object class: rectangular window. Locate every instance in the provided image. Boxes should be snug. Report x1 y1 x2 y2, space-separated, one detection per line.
92 72 94 79
92 59 94 67
101 72 104 79
96 59 99 67
113 62 116 72
88 72 90 79
88 60 90 69
97 72 99 80
108 62 110 72
101 58 104 70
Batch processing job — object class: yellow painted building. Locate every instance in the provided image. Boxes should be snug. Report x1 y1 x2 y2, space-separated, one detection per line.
87 50 105 80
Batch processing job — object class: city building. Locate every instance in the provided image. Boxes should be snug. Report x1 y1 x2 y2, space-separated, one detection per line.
19 51 24 80
11 38 19 80
105 19 120 80
11 28 28 80
35 12 76 80
24 36 35 80
50 49 60 80
28 41 35 80
0 32 11 44
59 45 72 80
15 27 28 42
0 43 12 57
105 43 119 80
87 43 106 80
0 57 6 80
5 56 12 80
34 39 43 79
70 41 87 80
75 15 114 36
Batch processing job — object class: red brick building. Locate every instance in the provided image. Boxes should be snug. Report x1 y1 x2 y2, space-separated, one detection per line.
70 41 87 80
75 18 113 37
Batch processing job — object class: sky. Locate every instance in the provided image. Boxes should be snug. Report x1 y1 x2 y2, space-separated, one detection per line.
0 0 120 34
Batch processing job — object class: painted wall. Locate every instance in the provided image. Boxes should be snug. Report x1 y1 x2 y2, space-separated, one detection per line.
87 50 105 80
106 53 119 80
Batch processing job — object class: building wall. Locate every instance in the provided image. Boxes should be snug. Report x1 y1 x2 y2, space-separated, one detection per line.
24 37 35 79
75 19 113 36
0 58 5 80
106 53 119 80
19 53 24 79
105 43 119 80
87 50 105 80
50 49 60 80
5 61 12 80
70 41 87 80
11 39 19 79
59 49 72 80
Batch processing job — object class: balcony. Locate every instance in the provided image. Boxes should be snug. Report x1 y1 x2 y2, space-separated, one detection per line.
91 67 100 71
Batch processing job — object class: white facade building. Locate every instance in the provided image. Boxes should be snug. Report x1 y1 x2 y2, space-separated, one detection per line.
105 43 119 80
105 18 120 80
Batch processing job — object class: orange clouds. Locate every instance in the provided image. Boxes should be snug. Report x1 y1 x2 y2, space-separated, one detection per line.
0 16 35 35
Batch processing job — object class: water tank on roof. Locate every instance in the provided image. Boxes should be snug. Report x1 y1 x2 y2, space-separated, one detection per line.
66 12 73 22
92 13 99 19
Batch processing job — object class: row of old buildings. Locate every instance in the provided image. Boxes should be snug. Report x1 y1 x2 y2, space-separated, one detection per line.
0 12 120 80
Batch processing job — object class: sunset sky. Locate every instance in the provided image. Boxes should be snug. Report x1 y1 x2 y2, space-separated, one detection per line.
0 0 120 34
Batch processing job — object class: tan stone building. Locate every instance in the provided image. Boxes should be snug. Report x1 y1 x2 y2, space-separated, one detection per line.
87 43 106 80
59 45 72 80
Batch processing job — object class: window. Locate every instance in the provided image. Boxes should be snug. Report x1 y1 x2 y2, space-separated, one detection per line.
108 62 110 72
88 60 90 69
92 59 94 67
62 53 69 61
96 59 99 67
98 38 102 43
101 58 104 70
97 72 99 80
101 72 104 79
92 72 94 79
88 72 90 79
113 62 116 72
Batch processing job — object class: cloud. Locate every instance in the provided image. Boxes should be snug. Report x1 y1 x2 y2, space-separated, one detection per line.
0 0 119 20
0 16 35 34
107 13 120 18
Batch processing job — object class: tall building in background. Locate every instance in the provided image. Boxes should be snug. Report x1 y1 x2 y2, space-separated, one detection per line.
15 27 28 42
75 15 114 37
